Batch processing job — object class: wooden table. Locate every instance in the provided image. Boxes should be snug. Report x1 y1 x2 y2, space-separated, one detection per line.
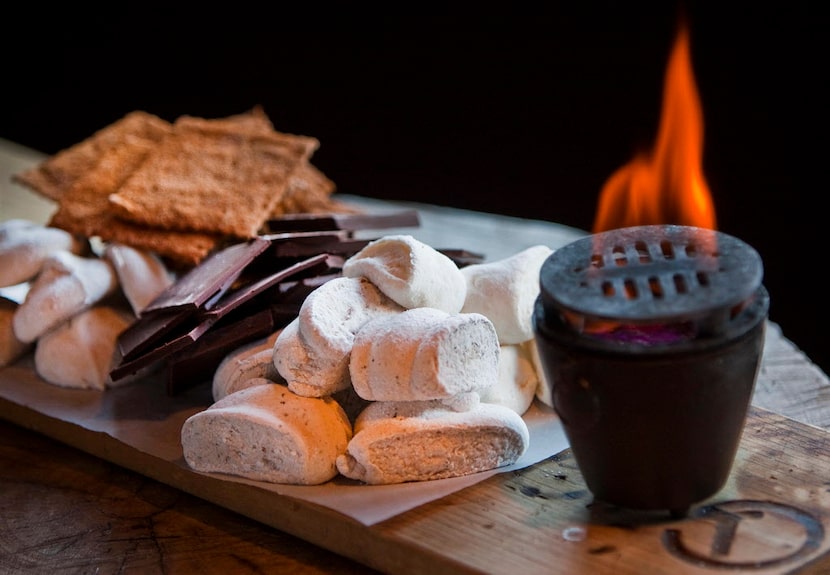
2 137 830 574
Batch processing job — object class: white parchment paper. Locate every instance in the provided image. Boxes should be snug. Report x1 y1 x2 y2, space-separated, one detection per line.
0 357 568 526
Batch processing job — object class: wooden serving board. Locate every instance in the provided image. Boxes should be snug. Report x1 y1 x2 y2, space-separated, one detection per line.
2 341 830 574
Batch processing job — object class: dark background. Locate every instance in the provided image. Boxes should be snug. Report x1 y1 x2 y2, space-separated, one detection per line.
2 3 825 375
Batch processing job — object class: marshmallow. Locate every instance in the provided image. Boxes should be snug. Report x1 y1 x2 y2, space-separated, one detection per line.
213 332 282 402
336 399 529 485
34 305 133 390
480 343 539 415
297 275 405 362
342 234 467 312
460 244 553 344
349 307 500 402
274 276 405 397
13 251 119 343
104 243 175 315
272 318 351 397
181 384 353 485
0 219 88 287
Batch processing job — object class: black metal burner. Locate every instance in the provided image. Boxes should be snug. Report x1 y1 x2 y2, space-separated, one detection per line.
538 224 766 351
532 224 770 514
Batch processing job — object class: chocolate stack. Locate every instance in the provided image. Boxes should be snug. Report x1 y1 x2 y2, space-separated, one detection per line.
109 210 483 394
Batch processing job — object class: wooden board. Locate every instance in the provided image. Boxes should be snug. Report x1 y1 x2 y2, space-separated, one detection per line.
3 139 830 573
2 352 830 574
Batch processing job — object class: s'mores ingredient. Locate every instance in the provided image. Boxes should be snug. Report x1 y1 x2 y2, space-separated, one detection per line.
335 399 529 485
13 251 119 343
0 219 88 287
108 113 319 239
481 344 539 415
349 307 500 402
272 318 352 398
181 384 353 485
297 276 405 371
103 243 175 315
212 333 282 402
0 298 31 367
34 306 134 390
12 110 170 203
342 234 467 312
273 276 405 397
460 244 553 344
14 108 353 268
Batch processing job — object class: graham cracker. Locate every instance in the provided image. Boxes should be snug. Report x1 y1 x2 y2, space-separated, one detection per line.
13 111 172 202
108 110 320 238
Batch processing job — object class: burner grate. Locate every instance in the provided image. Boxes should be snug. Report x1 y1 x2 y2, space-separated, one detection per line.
539 225 764 337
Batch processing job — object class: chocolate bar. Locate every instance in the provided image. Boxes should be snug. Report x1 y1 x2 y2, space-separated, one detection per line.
142 238 271 315
202 253 334 320
165 308 279 395
265 210 420 233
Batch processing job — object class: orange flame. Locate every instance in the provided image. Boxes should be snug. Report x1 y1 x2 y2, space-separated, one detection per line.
592 24 717 232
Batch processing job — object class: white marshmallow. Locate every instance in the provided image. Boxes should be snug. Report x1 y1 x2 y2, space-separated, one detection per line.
13 251 119 343
342 234 467 312
212 331 282 402
336 399 529 485
0 219 87 287
274 277 405 398
525 338 553 408
181 384 353 486
34 305 133 390
298 275 404 361
460 244 553 344
480 343 539 415
272 318 351 397
104 243 175 315
349 307 500 402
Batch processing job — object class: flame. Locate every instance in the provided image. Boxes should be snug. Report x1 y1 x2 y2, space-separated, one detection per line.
592 24 717 232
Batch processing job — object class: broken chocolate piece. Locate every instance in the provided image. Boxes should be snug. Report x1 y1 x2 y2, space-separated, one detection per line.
265 210 420 233
166 307 278 394
110 317 218 381
117 307 194 361
142 238 271 315
201 253 334 320
268 236 371 259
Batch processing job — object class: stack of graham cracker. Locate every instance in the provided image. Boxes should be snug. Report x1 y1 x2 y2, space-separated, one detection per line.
13 107 354 268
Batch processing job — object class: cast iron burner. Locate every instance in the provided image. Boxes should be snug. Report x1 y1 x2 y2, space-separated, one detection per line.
538 224 765 348
532 224 769 514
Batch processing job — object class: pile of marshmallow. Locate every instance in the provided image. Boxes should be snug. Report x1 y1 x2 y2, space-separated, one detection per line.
183 234 555 485
0 219 173 388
